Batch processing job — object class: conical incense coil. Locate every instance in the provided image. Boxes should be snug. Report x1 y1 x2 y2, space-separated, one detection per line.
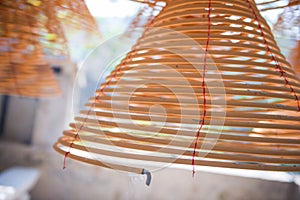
0 1 60 97
54 0 300 176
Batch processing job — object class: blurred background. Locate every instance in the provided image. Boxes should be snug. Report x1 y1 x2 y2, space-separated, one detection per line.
0 0 300 199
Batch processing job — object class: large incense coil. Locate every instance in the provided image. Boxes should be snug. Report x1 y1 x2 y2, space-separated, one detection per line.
132 0 300 11
54 0 300 176
131 0 300 12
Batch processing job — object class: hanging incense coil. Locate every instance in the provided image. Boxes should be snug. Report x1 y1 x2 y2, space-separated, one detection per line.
42 1 70 60
0 1 61 97
54 0 300 175
1 0 69 59
256 0 299 11
290 40 300 76
132 0 300 12
125 2 164 38
54 0 100 35
1 0 100 59
0 0 100 97
273 1 300 38
130 0 165 6
272 0 299 77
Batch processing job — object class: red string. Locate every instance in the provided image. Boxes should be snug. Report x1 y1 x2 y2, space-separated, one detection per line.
63 54 131 169
192 0 212 176
246 0 300 111
63 17 156 169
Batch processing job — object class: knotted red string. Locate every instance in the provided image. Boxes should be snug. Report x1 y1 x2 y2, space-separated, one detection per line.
246 0 300 111
63 17 157 169
192 0 212 176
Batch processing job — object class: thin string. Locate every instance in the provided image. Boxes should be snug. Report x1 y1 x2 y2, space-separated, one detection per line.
63 16 157 169
192 0 212 176
246 0 300 111
63 52 133 169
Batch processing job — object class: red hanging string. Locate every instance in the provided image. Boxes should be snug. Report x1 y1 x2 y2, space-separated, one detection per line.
246 0 300 111
192 0 212 176
63 52 133 169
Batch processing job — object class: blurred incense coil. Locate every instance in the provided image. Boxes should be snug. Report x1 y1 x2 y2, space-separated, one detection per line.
256 0 299 12
0 0 100 97
54 0 100 35
1 0 101 60
1 0 69 58
125 2 164 38
0 1 61 97
273 1 300 39
290 40 300 75
130 0 166 6
0 39 61 97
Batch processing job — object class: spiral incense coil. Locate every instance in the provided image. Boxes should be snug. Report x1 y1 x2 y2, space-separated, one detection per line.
54 0 100 35
125 3 164 38
132 0 300 12
54 0 300 176
0 45 60 97
131 0 300 12
290 41 300 76
256 0 300 12
131 0 166 6
0 0 69 58
272 0 299 77
0 1 61 97
273 1 300 38
1 0 100 60
0 0 100 97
